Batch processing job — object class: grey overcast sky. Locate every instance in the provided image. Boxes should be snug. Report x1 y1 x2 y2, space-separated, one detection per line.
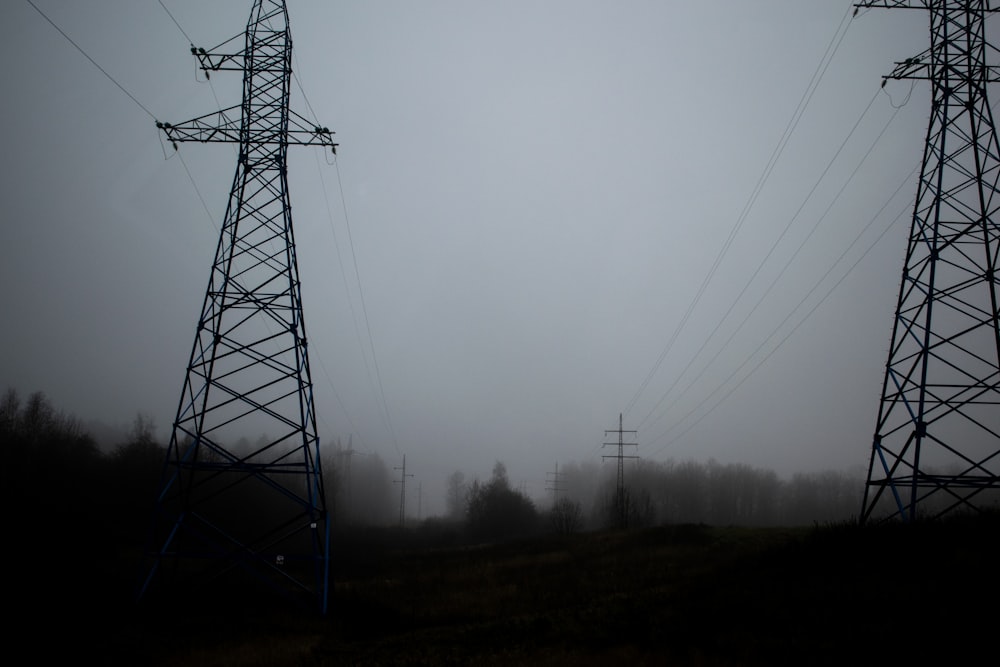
1 1 956 513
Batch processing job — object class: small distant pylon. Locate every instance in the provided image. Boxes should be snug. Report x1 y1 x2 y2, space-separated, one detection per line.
138 0 337 613
394 455 413 528
855 1 1000 523
546 462 565 505
340 435 356 522
603 413 639 529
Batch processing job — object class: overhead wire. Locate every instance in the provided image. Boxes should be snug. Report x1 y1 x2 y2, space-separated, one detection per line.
646 91 1000 458
883 79 917 109
159 1 242 155
311 150 382 453
286 15 402 456
156 0 193 45
29 0 938 469
287 35 385 448
25 0 220 235
332 156 403 457
647 194 913 458
176 151 219 231
285 35 387 452
621 0 857 420
645 157 919 458
291 48 321 130
644 92 905 439
640 23 1000 459
25 0 157 120
637 86 888 435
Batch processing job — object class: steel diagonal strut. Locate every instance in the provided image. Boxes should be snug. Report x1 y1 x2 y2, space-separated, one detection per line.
856 0 1000 523
138 0 336 613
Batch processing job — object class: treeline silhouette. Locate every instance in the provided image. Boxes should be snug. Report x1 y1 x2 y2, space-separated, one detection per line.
435 458 863 542
2 387 864 559
1 388 160 540
556 457 864 529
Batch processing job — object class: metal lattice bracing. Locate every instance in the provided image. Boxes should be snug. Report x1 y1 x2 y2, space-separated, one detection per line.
858 1 1000 523
139 0 337 612
603 414 638 529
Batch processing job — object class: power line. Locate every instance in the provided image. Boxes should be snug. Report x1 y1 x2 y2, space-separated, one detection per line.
308 150 377 453
645 93 1000 457
156 0 193 45
646 169 916 458
545 462 565 503
647 96 905 438
174 150 218 231
650 198 909 458
622 1 856 419
279 11 390 455
25 0 156 120
26 0 225 245
638 86 892 435
311 152 384 435
157 3 230 114
292 50 322 127
333 157 402 456
393 454 414 528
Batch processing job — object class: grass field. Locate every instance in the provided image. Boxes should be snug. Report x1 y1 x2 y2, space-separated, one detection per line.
18 513 1000 666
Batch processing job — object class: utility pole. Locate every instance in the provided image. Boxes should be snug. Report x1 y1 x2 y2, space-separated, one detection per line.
545 462 565 505
138 0 337 614
603 413 638 529
394 455 413 528
855 1 1000 523
343 435 355 521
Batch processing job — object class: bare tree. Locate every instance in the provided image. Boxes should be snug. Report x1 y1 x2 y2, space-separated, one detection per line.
550 497 582 534
445 470 467 520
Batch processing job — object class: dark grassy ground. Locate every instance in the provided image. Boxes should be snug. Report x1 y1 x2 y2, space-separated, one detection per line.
13 513 1000 666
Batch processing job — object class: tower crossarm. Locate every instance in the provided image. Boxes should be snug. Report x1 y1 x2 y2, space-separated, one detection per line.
886 48 933 81
189 32 246 72
156 108 337 151
854 1 999 9
187 2 300 75
878 47 1000 84
856 2 1000 85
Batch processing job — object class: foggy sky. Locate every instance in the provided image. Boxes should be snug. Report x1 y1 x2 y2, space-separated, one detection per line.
1 1 948 515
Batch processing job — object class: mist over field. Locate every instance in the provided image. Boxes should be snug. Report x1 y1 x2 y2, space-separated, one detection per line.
3 1 1000 664
1 2 938 514
5 386 999 667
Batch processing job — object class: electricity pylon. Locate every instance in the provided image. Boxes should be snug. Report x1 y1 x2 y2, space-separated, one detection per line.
603 413 638 529
394 455 413 528
546 462 565 504
138 0 337 613
856 1 1000 523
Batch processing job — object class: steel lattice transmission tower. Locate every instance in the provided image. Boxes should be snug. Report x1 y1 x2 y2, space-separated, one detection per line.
857 1 1000 523
603 413 638 529
138 0 338 612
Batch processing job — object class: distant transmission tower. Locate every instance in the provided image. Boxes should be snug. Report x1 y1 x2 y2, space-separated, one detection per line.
603 413 639 529
342 435 355 520
138 0 338 612
394 455 413 528
857 1 1000 523
546 462 565 504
